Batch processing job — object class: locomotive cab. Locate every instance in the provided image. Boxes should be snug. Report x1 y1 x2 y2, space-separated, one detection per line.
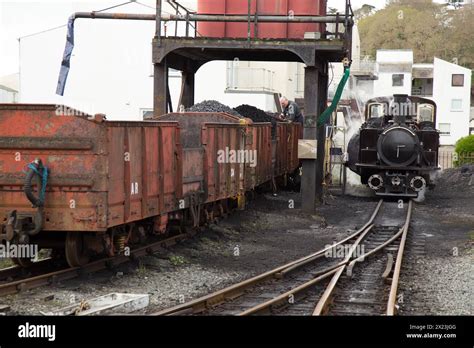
348 95 440 198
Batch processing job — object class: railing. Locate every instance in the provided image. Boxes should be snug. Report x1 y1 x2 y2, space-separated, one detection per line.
226 65 275 92
154 0 354 41
457 152 474 166
411 87 433 97
439 151 474 169
351 58 376 74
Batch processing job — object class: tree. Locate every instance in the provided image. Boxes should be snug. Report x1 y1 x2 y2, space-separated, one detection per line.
354 4 376 21
358 0 474 72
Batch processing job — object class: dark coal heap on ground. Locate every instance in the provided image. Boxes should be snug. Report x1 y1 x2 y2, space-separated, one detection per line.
187 100 243 118
234 104 276 124
235 104 278 137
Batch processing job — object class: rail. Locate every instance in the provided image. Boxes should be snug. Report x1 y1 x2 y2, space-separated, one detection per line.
153 199 384 316
0 232 194 297
313 200 413 316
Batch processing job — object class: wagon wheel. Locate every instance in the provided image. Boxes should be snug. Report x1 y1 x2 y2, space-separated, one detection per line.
10 235 35 268
11 257 33 268
65 233 90 267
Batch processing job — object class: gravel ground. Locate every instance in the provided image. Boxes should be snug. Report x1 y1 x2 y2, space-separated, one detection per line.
0 166 472 315
398 166 473 315
1 192 372 315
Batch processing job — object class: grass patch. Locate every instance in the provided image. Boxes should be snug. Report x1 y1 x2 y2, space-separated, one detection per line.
169 255 187 266
136 261 148 277
0 258 14 269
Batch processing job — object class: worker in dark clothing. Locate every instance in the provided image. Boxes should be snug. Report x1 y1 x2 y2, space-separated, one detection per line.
279 97 304 125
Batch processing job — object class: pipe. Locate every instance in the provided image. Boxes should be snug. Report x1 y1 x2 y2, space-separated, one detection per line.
318 67 350 126
155 0 161 36
155 0 162 46
57 10 353 96
72 12 352 24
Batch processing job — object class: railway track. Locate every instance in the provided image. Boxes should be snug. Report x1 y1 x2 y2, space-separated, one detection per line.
154 199 413 316
0 199 413 317
0 231 194 297
314 200 412 316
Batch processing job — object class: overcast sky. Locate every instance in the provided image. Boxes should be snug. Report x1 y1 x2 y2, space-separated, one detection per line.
0 0 444 77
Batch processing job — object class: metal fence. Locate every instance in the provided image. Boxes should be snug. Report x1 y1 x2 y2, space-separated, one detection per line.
438 152 474 170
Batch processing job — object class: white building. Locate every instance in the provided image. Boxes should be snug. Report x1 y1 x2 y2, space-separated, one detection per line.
351 50 472 146
0 85 18 103
431 58 472 145
0 73 19 103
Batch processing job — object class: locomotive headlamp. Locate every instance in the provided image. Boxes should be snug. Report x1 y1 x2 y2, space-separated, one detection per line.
368 103 385 118
417 104 434 123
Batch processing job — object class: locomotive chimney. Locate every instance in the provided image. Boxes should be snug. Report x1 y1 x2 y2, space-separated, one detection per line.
392 94 409 125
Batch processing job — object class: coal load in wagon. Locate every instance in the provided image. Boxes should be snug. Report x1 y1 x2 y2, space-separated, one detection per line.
187 100 243 119
234 104 277 137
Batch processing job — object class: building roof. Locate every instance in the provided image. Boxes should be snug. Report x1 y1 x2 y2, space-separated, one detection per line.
0 73 19 92
0 84 18 93
376 49 413 64
434 57 472 74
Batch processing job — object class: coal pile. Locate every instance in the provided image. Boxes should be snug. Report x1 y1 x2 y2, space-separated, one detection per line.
187 100 242 118
234 104 277 137
234 104 276 124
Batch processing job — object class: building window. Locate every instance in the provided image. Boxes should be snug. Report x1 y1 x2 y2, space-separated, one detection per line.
452 74 464 87
439 123 451 135
392 74 404 87
451 99 463 111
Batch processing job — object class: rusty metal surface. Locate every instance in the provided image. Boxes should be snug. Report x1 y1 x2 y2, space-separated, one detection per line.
106 121 181 227
0 105 108 232
72 11 349 24
0 104 299 249
274 123 301 176
387 200 413 315
0 105 181 232
149 112 241 148
153 37 346 69
202 123 246 202
245 124 272 189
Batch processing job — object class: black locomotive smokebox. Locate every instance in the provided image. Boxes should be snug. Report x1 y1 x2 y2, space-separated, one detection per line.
377 126 420 167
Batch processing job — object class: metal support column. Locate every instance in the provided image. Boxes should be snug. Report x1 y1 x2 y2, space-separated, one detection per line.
301 66 319 212
316 64 329 203
178 70 195 109
153 0 167 116
153 59 168 117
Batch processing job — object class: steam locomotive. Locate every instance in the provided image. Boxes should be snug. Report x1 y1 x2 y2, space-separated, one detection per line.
347 95 440 198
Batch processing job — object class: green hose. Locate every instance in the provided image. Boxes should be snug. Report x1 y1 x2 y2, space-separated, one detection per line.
318 68 350 126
